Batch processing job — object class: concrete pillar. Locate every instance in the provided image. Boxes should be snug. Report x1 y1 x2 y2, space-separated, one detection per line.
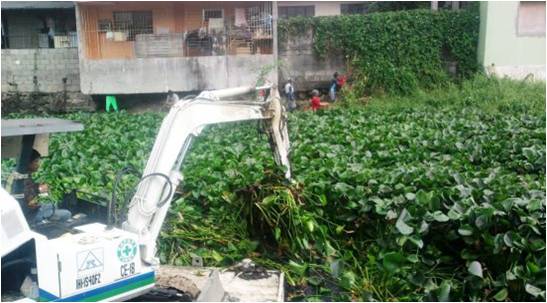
272 0 279 86
431 1 438 11
74 2 85 91
477 2 488 67
452 1 460 10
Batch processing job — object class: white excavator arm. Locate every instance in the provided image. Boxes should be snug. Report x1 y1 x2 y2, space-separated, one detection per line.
122 85 291 264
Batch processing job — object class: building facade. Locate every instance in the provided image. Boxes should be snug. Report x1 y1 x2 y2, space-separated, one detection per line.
76 1 276 94
5 1 543 99
1 1 81 93
478 1 546 80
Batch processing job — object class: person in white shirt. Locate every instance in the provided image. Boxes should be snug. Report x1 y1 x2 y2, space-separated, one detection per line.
284 78 296 111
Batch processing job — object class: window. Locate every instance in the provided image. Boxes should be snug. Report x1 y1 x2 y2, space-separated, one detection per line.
278 6 315 19
2 9 76 49
203 9 223 22
341 3 367 15
98 19 112 32
113 11 153 41
517 1 546 36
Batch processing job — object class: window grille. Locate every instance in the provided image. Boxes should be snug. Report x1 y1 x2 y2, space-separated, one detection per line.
341 3 367 15
113 11 153 41
203 9 224 22
278 6 315 19
79 2 273 59
98 19 112 32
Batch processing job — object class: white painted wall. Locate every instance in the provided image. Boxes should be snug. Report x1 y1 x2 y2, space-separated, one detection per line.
478 1 546 80
315 2 341 16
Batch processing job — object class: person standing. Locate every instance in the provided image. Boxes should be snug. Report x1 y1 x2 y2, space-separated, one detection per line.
329 72 339 102
284 78 297 111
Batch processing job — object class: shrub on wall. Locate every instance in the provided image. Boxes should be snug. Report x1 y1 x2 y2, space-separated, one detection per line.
278 7 480 95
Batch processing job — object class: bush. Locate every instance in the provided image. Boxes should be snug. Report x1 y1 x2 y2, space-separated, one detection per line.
364 74 546 114
279 7 480 94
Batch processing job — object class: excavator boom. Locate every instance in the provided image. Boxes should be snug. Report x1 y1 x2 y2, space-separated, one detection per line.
122 85 291 264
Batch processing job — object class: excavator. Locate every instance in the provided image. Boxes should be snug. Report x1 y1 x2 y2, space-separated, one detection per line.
0 84 291 302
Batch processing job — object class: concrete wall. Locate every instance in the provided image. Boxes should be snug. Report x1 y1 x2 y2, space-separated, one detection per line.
79 54 276 94
478 1 546 80
1 48 80 93
278 1 365 16
278 28 345 92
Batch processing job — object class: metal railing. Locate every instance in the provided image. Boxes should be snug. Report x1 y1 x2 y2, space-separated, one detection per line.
79 2 273 60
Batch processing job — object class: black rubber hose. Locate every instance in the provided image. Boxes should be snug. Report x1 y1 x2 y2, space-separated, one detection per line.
108 166 139 229
108 170 173 229
136 172 173 208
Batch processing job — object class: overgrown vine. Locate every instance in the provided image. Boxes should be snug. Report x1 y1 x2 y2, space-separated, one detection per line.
278 6 480 95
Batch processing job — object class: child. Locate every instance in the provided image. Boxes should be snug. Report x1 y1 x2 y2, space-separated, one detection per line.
310 89 328 111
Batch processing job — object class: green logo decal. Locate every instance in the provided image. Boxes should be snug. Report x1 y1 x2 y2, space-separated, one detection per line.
117 239 137 263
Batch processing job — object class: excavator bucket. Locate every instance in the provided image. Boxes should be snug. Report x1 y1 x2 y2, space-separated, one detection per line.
264 86 292 180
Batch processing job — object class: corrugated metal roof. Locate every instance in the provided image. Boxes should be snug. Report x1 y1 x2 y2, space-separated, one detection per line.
1 118 83 137
1 1 74 10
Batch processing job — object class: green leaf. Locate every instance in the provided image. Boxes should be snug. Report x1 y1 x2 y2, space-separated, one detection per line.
493 288 508 301
340 271 357 289
432 211 450 222
288 260 307 276
503 232 513 247
527 261 541 274
396 209 414 235
525 284 545 298
438 280 451 302
324 241 337 256
522 147 536 161
407 254 419 263
274 227 281 241
458 225 473 236
405 192 416 200
211 250 223 262
262 195 276 206
306 220 315 233
383 252 406 273
416 190 432 205
308 276 322 286
475 215 489 230
408 236 424 249
468 261 483 278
